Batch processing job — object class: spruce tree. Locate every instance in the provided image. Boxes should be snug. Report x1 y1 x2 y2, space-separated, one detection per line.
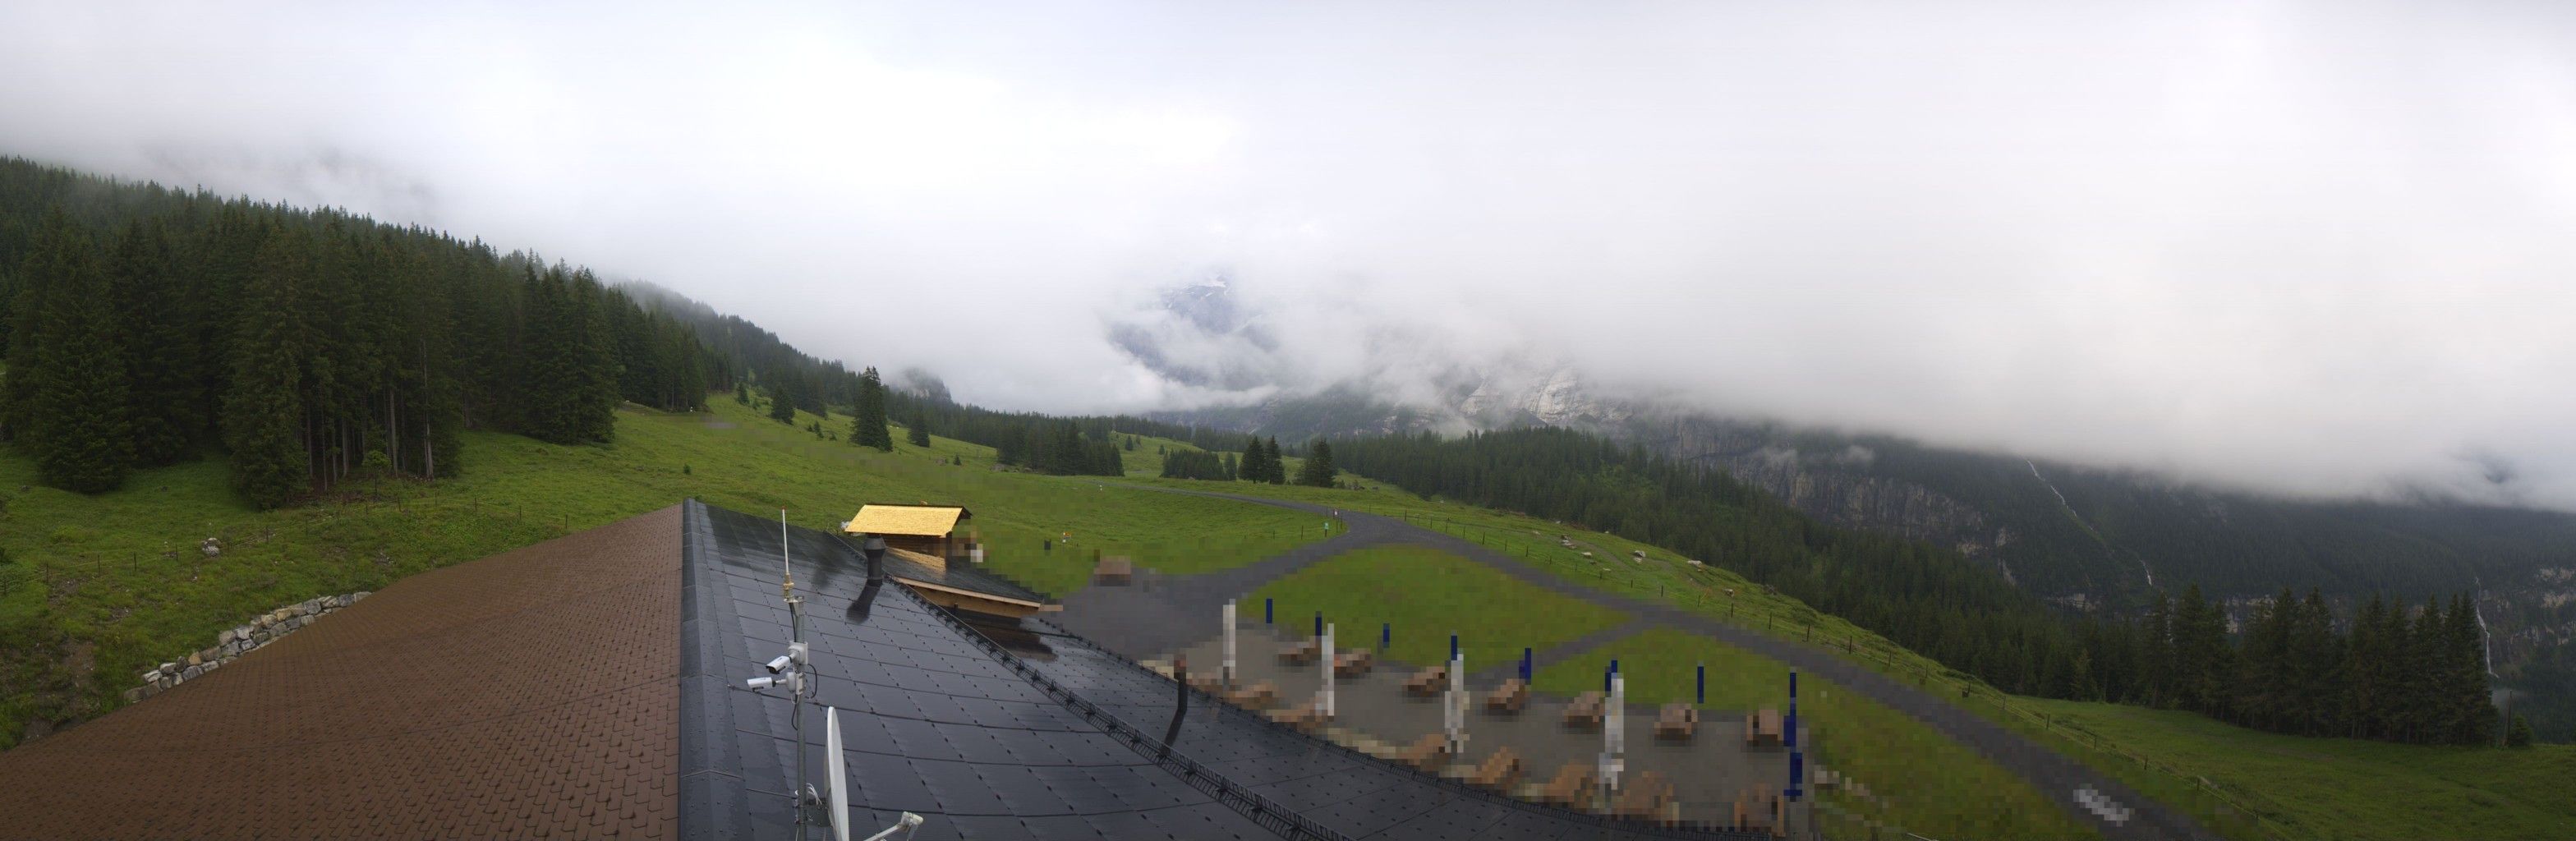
223 231 312 508
2445 593 2494 745
1264 437 1286 484
1296 439 1336 487
111 220 200 466
2505 713 2534 747
564 272 620 441
907 403 931 447
18 214 134 493
850 366 891 450
736 382 751 404
769 379 798 424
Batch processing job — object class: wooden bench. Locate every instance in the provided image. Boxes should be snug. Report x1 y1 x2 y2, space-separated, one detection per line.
1227 680 1279 709
1403 664 1449 697
1654 701 1699 741
1187 673 1226 695
1277 639 1321 665
1332 650 1375 678
1483 678 1528 714
1744 707 1782 748
1394 733 1447 771
1562 691 1606 729
1537 761 1594 807
1465 747 1523 791
1092 556 1132 585
1611 770 1674 820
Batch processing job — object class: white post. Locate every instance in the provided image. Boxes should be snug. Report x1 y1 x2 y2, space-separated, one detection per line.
1446 645 1466 755
1322 623 1336 720
1222 600 1238 687
1604 670 1626 793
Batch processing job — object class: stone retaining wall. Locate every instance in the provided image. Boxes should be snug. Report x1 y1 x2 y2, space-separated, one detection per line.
122 591 370 703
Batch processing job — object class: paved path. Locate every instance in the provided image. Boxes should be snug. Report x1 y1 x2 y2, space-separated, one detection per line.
1056 486 2217 841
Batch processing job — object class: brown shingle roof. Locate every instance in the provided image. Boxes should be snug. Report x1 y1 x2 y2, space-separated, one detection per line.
0 506 683 841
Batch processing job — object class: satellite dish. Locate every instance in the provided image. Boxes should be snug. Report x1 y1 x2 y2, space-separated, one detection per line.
827 706 852 841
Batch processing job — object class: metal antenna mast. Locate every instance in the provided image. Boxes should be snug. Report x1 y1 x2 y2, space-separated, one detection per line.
746 509 817 840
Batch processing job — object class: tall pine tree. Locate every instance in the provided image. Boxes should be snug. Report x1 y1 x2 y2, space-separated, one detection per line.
110 220 201 466
850 366 891 450
16 212 134 493
1296 439 1336 487
223 229 312 508
907 402 931 447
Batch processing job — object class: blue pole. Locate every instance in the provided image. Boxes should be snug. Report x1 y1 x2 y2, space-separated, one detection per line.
1697 663 1706 705
1450 633 1459 662
1314 611 1322 637
1787 669 1803 801
1521 648 1532 682
1264 598 1272 624
1382 623 1392 650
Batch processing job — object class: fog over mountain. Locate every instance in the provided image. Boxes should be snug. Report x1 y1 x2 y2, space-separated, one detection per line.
4 1 2574 508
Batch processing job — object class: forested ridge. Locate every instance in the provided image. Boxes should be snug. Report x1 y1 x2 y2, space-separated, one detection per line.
1320 428 2517 746
0 160 724 508
0 159 1189 491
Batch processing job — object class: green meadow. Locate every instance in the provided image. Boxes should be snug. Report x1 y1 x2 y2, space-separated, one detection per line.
0 397 1326 748
1249 545 1628 669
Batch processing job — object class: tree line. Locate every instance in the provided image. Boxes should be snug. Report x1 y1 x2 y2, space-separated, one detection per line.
1317 426 2509 745
2073 585 2507 744
0 160 731 507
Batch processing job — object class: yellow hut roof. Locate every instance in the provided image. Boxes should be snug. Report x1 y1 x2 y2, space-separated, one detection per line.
844 504 970 536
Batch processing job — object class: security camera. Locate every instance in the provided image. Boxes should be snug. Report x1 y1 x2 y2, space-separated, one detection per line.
766 654 793 674
745 676 776 690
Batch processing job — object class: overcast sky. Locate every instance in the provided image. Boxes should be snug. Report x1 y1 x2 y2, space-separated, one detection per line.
4 1 2574 508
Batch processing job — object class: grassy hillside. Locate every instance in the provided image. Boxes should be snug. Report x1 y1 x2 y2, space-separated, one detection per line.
2016 696 2576 841
0 397 1329 748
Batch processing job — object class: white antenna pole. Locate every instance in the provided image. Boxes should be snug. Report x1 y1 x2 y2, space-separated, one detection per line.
1221 600 1238 688
780 509 796 597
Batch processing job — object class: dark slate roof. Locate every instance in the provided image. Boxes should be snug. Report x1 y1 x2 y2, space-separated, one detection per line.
680 500 1303 840
683 500 1759 841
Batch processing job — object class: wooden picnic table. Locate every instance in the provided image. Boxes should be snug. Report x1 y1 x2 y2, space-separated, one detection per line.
1403 664 1449 697
1732 784 1781 835
1744 706 1782 748
1484 678 1528 714
1228 680 1279 709
1654 701 1699 741
1612 770 1674 820
1394 733 1447 770
1266 697 1327 730
1466 747 1523 791
1277 639 1320 665
1563 690 1606 729
1332 650 1375 678
1538 761 1594 807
